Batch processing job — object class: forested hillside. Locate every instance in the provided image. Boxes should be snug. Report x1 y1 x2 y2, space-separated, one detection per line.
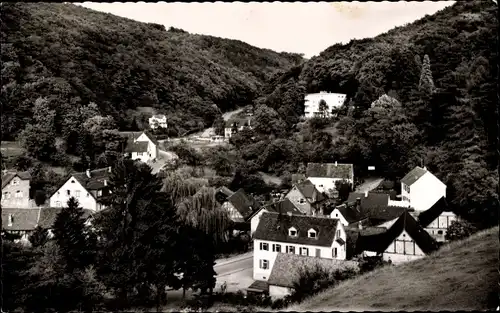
0 2 303 139
239 0 498 227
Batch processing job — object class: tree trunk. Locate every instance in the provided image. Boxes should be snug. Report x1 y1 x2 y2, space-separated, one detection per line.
182 287 186 299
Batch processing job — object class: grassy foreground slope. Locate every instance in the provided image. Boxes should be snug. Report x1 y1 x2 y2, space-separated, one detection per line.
288 226 499 312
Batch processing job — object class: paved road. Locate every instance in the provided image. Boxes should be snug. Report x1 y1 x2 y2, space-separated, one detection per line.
214 252 253 278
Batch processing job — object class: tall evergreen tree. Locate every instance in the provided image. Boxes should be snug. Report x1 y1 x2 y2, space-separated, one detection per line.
419 54 435 94
28 226 49 248
52 197 96 271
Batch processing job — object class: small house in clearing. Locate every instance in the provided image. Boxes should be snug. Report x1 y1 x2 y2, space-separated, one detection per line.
1 171 32 208
148 114 168 129
305 162 354 193
119 131 159 163
397 166 447 212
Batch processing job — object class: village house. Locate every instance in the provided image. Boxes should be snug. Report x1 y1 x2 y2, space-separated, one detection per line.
49 167 112 212
1 171 32 208
221 188 260 225
303 92 347 119
393 166 447 212
263 253 359 299
330 191 409 231
224 117 252 139
215 186 234 205
412 197 458 242
249 198 304 235
305 162 355 194
119 131 159 163
285 179 327 216
356 210 439 265
2 206 93 245
148 114 168 129
252 212 347 282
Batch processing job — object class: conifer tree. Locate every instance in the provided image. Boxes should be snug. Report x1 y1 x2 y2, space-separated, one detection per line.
29 226 49 248
419 54 435 94
52 197 96 271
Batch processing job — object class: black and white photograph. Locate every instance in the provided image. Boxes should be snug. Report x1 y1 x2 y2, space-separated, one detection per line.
1 1 499 312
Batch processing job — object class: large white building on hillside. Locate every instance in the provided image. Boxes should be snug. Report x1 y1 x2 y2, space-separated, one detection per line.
303 92 347 119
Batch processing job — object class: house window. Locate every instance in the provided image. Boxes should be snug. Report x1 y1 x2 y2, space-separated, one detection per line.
335 214 339 217
2 192 9 199
260 242 269 251
11 179 19 185
286 246 295 254
66 190 71 196
299 198 305 204
438 230 443 235
15 191 22 198
87 193 90 197
259 259 269 270
137 152 143 156
272 244 281 252
289 228 298 237
308 230 317 238
299 247 309 256
56 201 62 207
97 190 102 197
336 229 341 238
71 180 75 183
319 184 323 188
333 248 338 258
315 248 321 258
75 190 81 198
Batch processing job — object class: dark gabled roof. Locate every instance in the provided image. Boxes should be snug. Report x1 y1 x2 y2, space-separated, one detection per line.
416 197 454 228
357 211 439 255
263 198 304 215
253 212 340 247
72 167 111 191
2 208 40 231
306 162 353 180
371 189 398 200
347 192 390 209
37 207 94 229
295 180 326 203
247 280 269 293
152 114 166 119
267 253 359 288
124 141 149 153
367 206 409 223
335 204 368 224
227 188 260 221
401 166 428 186
2 171 31 189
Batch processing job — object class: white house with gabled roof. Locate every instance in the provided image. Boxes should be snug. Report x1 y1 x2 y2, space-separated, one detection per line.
149 114 168 129
252 212 346 281
305 162 355 193
398 166 446 212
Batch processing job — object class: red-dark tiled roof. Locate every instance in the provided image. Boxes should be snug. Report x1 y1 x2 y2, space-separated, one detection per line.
347 192 390 209
2 171 31 189
400 166 427 186
37 207 94 229
71 167 111 192
227 188 261 221
253 212 340 247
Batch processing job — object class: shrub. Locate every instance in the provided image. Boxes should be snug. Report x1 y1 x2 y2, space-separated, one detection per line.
445 219 478 241
358 255 388 274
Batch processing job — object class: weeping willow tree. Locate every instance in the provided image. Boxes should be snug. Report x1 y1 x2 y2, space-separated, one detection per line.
161 172 207 203
177 186 233 244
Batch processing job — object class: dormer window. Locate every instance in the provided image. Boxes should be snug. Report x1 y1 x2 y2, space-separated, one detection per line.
299 198 305 204
71 180 75 183
288 227 298 237
308 229 317 239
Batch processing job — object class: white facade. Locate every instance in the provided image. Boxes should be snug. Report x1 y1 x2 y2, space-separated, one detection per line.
49 176 103 212
148 115 167 129
303 92 347 119
250 209 268 236
308 177 352 194
127 132 158 163
400 171 446 212
382 230 426 265
420 211 458 242
253 221 347 281
329 208 350 226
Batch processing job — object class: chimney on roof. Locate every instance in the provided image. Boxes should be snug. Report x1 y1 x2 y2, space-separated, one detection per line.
423 166 427 171
104 179 107 186
335 161 338 166
108 166 112 173
8 214 13 227
86 169 91 178
365 191 368 198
